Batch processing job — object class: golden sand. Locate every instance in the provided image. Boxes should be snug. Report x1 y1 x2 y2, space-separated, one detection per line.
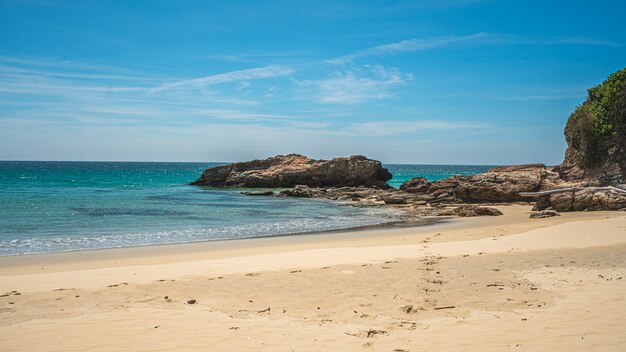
1 205 625 351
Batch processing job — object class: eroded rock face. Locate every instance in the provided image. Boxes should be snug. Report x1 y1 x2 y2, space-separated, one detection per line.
535 189 626 212
191 154 392 188
558 146 624 185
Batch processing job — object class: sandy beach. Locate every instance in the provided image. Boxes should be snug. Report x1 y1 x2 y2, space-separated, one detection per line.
1 205 625 351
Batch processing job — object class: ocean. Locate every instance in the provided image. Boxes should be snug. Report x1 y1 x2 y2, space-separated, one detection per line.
0 161 493 255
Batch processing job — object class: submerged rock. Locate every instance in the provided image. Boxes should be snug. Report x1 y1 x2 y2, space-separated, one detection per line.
191 154 392 188
241 190 275 196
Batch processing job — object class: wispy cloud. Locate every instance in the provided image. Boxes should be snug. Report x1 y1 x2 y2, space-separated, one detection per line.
0 56 291 130
329 32 621 64
151 65 293 92
297 65 412 104
329 33 487 64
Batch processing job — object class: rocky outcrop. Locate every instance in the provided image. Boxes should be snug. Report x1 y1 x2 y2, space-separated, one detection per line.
191 154 392 188
533 189 626 212
398 165 566 204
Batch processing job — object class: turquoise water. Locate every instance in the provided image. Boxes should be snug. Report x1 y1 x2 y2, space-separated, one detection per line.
0 161 493 255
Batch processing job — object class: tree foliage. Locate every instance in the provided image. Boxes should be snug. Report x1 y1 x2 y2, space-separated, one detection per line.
565 67 626 167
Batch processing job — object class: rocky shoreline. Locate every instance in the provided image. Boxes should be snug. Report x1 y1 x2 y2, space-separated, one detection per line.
192 156 625 220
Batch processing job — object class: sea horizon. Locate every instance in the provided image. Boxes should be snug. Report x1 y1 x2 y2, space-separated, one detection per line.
0 159 504 167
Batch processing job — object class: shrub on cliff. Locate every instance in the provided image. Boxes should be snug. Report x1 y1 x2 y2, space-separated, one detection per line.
565 68 626 168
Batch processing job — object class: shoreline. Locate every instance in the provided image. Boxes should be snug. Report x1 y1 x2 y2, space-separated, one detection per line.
0 215 457 275
0 204 620 275
0 212 441 259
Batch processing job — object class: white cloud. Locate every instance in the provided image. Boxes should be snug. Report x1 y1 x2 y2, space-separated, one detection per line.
152 65 293 92
298 65 412 104
329 33 487 64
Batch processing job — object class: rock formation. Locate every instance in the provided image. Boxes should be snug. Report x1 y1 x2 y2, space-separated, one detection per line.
398 164 567 204
532 189 626 212
191 154 392 189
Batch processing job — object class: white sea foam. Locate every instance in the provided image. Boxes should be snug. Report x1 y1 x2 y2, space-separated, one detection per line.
0 207 400 255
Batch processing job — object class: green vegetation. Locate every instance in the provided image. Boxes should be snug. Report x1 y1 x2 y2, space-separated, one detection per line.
565 68 626 167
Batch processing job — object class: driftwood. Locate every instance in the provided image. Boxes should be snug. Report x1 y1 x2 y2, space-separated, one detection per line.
519 186 626 198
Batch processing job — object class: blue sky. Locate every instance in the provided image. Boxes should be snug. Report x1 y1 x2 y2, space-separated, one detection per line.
1 0 625 164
